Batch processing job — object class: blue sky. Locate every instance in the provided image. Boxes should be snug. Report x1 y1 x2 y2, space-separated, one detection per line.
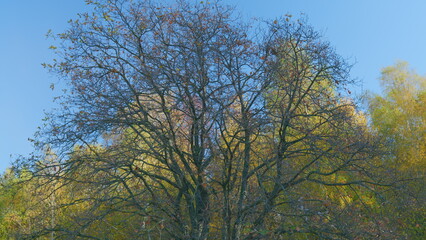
1 0 426 172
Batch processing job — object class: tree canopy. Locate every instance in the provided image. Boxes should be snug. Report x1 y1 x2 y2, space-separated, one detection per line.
368 61 426 239
0 1 423 240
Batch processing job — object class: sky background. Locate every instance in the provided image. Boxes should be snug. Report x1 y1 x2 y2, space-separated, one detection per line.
1 0 426 172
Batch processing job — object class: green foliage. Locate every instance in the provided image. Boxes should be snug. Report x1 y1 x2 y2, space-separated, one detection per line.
369 62 426 168
368 61 426 239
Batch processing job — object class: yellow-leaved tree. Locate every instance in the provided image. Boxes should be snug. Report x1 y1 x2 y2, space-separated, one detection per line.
368 61 426 239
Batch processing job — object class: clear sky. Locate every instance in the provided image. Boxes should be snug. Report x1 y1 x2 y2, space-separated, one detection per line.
1 0 426 172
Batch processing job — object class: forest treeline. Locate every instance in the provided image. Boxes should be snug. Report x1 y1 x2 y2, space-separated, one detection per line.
0 0 425 239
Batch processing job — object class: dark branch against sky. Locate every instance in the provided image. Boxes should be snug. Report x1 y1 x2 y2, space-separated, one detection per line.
1 0 426 172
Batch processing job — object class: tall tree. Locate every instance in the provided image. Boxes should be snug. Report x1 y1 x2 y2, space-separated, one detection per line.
368 61 426 239
21 0 390 239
